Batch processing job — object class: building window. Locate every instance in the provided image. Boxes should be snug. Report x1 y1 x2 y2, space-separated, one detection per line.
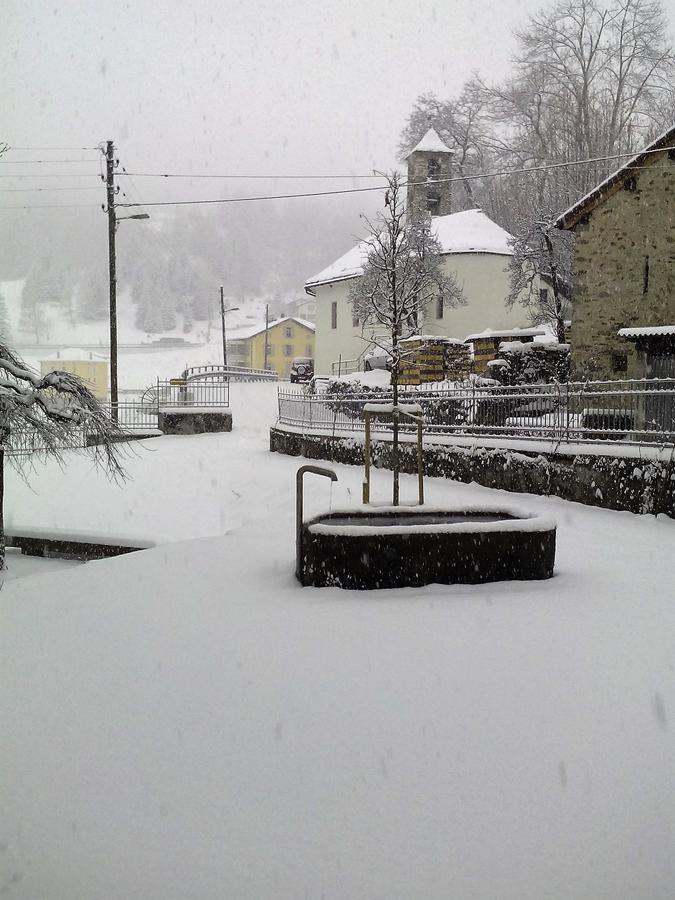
284 344 293 356
426 194 440 215
428 158 440 177
539 287 549 303
610 350 628 373
284 326 293 338
435 296 444 320
266 343 274 356
331 301 337 329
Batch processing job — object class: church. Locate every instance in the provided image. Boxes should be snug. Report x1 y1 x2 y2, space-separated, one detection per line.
305 127 530 377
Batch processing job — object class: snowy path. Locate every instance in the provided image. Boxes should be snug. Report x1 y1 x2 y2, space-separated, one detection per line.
1 383 674 899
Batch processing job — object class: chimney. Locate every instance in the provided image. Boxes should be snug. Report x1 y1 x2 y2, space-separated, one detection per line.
405 126 454 221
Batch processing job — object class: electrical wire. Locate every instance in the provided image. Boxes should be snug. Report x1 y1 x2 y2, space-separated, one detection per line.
118 172 387 180
0 186 104 193
0 158 99 164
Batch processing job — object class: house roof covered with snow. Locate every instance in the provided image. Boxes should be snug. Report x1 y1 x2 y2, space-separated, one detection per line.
42 348 108 362
618 324 675 339
556 124 675 230
464 327 546 342
305 209 514 291
228 316 315 341
405 127 454 158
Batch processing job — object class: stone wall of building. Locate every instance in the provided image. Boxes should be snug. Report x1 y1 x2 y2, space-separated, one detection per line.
569 151 675 379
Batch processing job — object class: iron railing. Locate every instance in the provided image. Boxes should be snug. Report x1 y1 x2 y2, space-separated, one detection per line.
277 378 675 446
182 364 278 382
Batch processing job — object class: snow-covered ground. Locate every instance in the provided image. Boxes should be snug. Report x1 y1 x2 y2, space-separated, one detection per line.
1 383 674 899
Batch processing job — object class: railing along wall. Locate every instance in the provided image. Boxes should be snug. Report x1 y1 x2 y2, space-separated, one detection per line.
277 379 675 446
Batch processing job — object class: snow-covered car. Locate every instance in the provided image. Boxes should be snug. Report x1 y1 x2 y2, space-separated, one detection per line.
289 357 314 383
363 349 393 371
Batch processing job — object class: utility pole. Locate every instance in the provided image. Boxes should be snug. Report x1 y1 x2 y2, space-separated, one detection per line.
220 285 227 369
105 140 118 421
263 303 270 371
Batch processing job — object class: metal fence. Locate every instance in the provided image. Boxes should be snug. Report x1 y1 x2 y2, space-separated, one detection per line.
277 378 675 446
183 364 278 382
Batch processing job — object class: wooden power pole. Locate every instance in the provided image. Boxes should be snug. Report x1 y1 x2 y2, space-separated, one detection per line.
105 140 118 421
220 285 227 369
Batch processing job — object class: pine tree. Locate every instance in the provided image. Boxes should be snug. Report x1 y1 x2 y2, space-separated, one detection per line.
0 291 12 343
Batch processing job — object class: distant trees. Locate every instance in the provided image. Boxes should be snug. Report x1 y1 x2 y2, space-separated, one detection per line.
0 341 125 568
0 291 11 343
349 173 464 504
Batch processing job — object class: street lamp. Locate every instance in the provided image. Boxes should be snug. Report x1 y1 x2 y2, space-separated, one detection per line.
219 284 239 370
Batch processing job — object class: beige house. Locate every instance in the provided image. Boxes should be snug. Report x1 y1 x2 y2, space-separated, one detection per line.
305 128 529 377
40 348 108 400
556 124 675 379
227 317 315 379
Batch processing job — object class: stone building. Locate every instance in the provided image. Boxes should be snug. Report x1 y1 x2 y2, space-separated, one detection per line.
556 125 675 379
306 127 529 377
405 127 454 218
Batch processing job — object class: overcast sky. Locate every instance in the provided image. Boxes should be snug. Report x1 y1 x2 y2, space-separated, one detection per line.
3 0 545 188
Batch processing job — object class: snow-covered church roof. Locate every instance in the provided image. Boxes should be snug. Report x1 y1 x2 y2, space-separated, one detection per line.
405 127 454 158
305 209 514 291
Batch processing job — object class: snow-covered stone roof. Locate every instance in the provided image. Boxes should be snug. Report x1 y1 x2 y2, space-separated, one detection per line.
556 124 675 230
305 209 514 290
228 316 315 341
618 325 675 339
405 127 454 158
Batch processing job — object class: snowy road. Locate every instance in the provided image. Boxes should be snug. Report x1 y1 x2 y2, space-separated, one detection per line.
2 382 674 899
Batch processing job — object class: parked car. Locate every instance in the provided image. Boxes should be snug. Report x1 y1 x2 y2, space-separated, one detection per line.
363 349 393 371
290 357 314 383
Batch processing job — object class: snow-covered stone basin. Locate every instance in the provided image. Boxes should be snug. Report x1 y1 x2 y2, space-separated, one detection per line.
300 506 556 589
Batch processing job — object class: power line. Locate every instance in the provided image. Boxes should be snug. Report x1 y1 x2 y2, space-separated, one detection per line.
118 172 387 180
6 146 99 151
116 183 389 208
0 173 101 178
0 158 99 164
0 203 101 210
0 186 103 193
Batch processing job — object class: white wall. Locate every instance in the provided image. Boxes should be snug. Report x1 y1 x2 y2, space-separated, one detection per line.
312 252 531 376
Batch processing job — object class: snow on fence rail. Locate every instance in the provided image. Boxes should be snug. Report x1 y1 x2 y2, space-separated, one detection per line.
183 364 277 382
277 379 675 446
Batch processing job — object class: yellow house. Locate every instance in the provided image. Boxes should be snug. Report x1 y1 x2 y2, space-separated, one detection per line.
40 348 109 400
227 317 315 379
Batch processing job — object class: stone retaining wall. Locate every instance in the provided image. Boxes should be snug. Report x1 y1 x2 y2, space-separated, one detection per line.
270 427 675 518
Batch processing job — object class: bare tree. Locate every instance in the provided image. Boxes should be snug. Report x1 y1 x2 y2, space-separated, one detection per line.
0 342 125 568
349 173 464 504
507 210 574 343
400 0 674 236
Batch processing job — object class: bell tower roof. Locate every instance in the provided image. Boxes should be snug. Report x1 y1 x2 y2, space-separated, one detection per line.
405 127 454 159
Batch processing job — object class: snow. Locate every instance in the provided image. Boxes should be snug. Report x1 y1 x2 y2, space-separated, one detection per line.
305 210 515 289
618 325 675 339
1 381 674 900
329 369 391 388
41 347 108 362
363 401 423 415
465 326 546 342
309 506 555 536
405 126 454 157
